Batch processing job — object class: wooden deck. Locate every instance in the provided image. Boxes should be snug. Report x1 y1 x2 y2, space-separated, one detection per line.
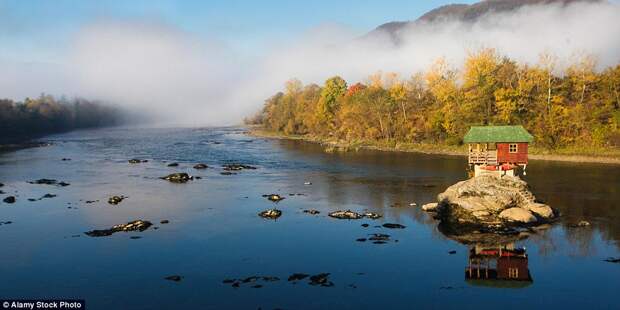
468 150 498 165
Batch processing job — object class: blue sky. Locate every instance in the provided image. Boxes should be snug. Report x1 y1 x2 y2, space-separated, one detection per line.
0 0 477 63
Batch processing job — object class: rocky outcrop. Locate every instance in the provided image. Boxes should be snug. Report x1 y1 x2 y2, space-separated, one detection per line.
424 175 557 234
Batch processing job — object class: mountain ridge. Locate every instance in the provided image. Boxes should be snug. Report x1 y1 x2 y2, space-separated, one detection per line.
369 0 604 41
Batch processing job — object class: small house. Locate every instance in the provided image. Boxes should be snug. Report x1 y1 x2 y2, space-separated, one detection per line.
463 125 534 177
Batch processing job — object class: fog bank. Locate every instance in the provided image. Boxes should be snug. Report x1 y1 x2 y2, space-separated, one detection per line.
1 1 619 126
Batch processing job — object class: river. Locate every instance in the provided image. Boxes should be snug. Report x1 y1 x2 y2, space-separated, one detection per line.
0 127 618 309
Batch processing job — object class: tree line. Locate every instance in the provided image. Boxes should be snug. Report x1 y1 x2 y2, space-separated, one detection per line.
250 49 620 150
0 94 123 144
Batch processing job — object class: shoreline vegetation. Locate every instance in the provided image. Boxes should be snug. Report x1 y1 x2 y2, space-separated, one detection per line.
0 94 123 146
250 128 620 165
247 48 620 165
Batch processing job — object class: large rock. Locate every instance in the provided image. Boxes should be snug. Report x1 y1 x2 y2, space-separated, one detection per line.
499 208 537 224
428 175 556 233
524 203 555 219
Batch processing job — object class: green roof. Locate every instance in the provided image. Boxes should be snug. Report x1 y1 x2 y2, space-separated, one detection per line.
463 125 533 143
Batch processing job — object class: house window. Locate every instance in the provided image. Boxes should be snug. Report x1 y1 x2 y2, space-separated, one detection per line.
508 268 519 278
509 144 518 153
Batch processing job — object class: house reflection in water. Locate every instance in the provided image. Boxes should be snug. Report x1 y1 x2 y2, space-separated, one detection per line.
466 243 533 288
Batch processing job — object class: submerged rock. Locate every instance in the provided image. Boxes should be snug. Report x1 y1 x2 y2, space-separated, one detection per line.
85 220 153 237
258 209 282 219
368 233 390 242
303 209 320 215
167 162 179 167
108 195 126 205
220 172 236 175
193 163 208 169
3 196 16 204
29 179 70 187
161 173 193 183
224 275 280 288
164 275 183 282
288 273 309 281
223 164 257 171
309 273 334 287
383 223 406 229
328 210 364 220
128 159 147 164
0 183 4 187
604 257 620 263
427 175 557 234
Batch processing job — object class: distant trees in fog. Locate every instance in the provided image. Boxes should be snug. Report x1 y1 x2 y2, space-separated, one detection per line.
0 94 122 143
252 48 620 150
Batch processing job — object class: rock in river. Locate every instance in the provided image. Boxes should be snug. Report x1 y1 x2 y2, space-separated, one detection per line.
383 223 406 229
223 164 257 171
193 163 208 169
164 275 183 282
85 220 153 237
161 173 193 183
128 159 147 164
425 175 557 234
288 273 309 281
258 209 282 219
263 194 285 202
363 212 382 219
3 196 16 204
108 195 126 205
167 162 179 167
328 210 364 220
309 273 334 287
29 179 70 187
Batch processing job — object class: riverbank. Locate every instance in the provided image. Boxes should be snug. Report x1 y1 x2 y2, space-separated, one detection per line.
250 128 620 165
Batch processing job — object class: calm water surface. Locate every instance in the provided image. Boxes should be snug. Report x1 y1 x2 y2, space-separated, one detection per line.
0 127 619 309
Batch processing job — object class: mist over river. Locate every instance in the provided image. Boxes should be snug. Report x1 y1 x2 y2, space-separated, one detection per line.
0 127 619 309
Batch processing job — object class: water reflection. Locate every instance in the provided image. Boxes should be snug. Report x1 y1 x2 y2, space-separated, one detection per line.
466 243 533 288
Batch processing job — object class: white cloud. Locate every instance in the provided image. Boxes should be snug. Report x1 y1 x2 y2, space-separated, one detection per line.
1 1 619 125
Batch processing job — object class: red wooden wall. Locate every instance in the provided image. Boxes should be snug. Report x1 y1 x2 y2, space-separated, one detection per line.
497 257 530 280
497 143 528 164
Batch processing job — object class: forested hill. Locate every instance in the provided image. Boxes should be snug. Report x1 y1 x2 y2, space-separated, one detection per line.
250 49 620 153
0 95 124 144
370 0 603 42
